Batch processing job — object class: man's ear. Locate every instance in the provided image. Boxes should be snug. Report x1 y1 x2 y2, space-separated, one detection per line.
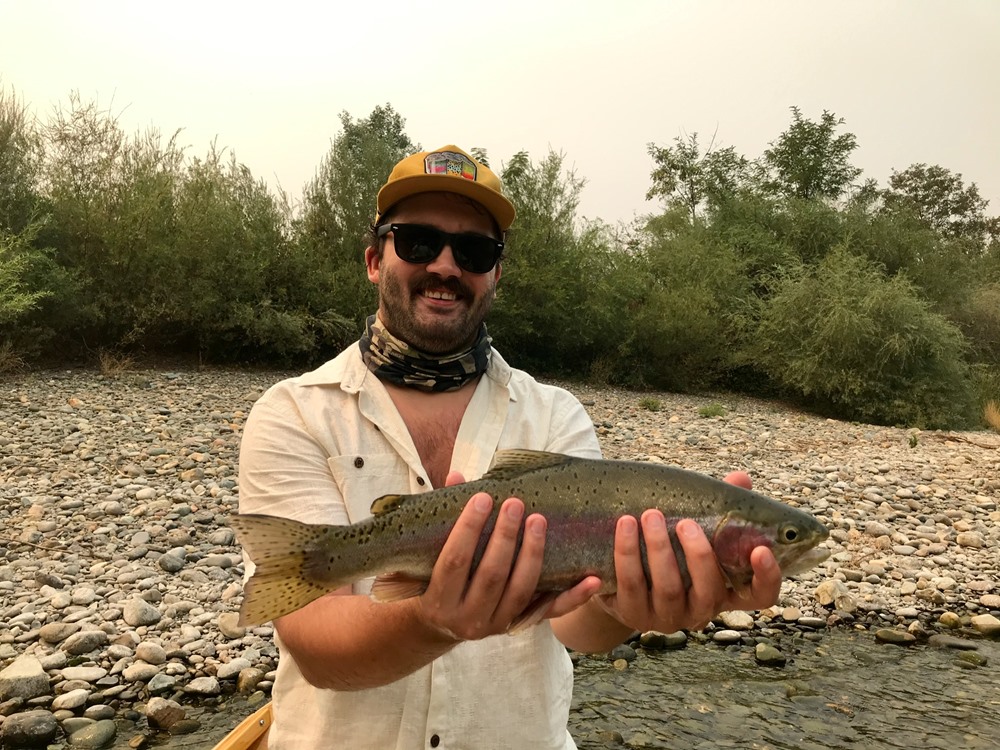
365 246 380 283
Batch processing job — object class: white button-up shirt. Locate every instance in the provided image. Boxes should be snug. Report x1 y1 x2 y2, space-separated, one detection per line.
238 343 601 749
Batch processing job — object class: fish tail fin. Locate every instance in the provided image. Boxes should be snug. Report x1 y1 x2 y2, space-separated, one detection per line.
230 514 348 626
371 572 429 602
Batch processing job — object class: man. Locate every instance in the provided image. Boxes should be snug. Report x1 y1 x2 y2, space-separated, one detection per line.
237 145 781 749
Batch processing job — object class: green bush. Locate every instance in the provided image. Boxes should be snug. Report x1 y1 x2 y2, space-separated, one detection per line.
751 246 976 428
615 223 749 391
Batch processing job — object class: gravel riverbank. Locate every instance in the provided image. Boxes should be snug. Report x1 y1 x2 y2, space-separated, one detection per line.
1 368 998 747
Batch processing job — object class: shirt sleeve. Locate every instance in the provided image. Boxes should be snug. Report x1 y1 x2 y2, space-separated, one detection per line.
543 388 603 460
237 390 350 527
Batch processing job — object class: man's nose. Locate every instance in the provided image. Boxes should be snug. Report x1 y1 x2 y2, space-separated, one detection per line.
424 244 461 277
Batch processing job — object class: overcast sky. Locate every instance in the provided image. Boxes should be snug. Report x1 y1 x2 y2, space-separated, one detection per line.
2 0 998 225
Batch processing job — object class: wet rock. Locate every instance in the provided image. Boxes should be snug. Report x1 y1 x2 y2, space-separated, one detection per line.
67 718 117 747
754 643 786 667
874 629 916 645
609 644 637 663
144 697 185 730
0 708 59 747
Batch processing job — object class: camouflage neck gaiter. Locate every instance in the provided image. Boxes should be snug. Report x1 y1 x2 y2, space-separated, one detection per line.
359 314 492 392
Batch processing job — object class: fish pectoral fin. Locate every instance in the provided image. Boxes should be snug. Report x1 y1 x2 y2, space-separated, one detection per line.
371 573 430 602
507 593 559 635
370 494 409 516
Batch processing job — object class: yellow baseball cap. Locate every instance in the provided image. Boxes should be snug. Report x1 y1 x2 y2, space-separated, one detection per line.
376 145 516 231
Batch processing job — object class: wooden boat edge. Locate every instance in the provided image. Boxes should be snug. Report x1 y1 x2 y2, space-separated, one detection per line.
211 701 272 750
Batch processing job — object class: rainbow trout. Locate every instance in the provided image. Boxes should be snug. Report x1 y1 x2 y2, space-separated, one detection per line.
231 450 829 626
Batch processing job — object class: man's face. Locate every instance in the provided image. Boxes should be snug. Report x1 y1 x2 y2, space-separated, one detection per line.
365 192 502 354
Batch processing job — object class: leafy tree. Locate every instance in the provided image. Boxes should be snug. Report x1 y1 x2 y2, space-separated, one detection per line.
646 132 754 223
295 104 416 329
0 224 49 324
491 149 631 373
882 163 999 253
620 220 750 390
763 107 862 201
0 86 42 234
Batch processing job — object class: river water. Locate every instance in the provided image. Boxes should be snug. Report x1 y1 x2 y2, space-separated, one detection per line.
116 630 999 749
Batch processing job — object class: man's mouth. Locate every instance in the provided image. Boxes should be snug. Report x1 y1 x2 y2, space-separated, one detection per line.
422 289 460 303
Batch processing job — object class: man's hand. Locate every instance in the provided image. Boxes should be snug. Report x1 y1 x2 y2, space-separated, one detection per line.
594 470 781 633
414 472 599 642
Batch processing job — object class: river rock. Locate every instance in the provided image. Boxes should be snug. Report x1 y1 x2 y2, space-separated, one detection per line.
135 642 167 665
971 614 1000 637
61 666 108 683
0 655 50 700
874 629 916 645
52 688 91 711
216 658 251 680
123 599 161 627
183 676 220 696
718 610 754 630
217 612 246 640
68 718 117 747
754 643 786 666
62 631 109 655
0 708 59 747
145 697 185 729
39 622 82 644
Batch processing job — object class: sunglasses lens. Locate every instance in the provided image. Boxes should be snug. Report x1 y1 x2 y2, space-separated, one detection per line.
386 224 502 274
452 236 501 273
392 226 442 264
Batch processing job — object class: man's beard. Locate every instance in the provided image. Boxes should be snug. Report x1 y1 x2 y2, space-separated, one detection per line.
377 266 496 354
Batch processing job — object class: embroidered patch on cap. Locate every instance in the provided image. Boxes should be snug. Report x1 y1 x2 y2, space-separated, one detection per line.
424 151 477 181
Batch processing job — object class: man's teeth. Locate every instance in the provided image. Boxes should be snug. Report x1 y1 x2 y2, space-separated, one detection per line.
424 290 458 301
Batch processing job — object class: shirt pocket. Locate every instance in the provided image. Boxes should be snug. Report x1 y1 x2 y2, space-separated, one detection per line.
327 453 410 524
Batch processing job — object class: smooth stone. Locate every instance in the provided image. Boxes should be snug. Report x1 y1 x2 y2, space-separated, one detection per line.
874 629 916 645
217 612 245 640
61 666 108 682
39 622 82 644
216 658 251 680
123 599 161 627
718 610 754 630
0 708 59 746
971 614 1000 637
62 631 110 655
754 642 787 666
52 688 91 710
68 718 118 748
122 663 160 682
134 642 166 665
183 676 220 696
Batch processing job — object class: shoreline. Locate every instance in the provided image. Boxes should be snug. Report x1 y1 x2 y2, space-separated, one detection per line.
1 368 999 746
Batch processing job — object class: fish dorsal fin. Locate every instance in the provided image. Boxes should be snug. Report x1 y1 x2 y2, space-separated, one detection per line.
370 493 408 516
484 449 572 481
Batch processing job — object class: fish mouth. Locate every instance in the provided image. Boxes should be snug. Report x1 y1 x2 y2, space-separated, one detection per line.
779 545 831 577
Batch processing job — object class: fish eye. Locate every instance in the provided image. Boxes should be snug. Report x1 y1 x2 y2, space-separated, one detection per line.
779 525 800 543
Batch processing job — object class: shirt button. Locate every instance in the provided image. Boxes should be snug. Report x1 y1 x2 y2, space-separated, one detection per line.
429 735 440 748
416 476 426 486
354 457 364 468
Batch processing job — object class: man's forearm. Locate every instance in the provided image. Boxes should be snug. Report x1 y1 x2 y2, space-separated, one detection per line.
550 597 634 654
275 591 458 691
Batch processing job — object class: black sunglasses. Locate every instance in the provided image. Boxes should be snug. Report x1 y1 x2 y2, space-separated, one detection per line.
376 223 504 274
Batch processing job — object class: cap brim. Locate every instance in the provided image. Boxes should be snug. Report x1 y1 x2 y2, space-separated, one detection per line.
377 174 516 232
